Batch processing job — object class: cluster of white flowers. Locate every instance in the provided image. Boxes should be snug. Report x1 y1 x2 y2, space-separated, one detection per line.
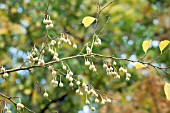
94 35 102 46
57 33 77 49
26 46 46 66
103 61 132 81
119 67 131 81
1 66 9 78
84 60 97 72
103 62 120 78
43 14 54 29
82 82 112 111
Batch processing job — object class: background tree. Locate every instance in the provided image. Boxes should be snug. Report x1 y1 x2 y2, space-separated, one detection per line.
0 0 170 113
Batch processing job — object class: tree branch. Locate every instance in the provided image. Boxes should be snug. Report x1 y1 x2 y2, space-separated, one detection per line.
0 53 169 76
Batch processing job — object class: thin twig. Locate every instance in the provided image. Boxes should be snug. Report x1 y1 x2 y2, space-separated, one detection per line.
0 93 35 113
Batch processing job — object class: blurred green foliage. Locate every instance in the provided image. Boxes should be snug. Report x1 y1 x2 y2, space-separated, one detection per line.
0 0 170 113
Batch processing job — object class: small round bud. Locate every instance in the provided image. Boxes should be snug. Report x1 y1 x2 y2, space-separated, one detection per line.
53 56 60 62
93 68 97 72
68 41 72 45
59 82 64 87
89 65 93 70
3 73 9 78
91 107 95 111
76 81 81 85
43 19 48 24
52 70 57 76
58 41 61 45
97 38 101 43
17 103 24 111
76 89 80 94
123 69 127 73
106 98 112 103
1 66 6 72
54 52 58 56
43 92 48 98
82 83 86 87
110 67 113 71
126 73 131 78
51 80 58 87
85 60 90 66
95 98 99 103
106 67 110 72
94 41 99 46
66 74 70 79
111 71 117 76
103 63 107 68
115 74 120 79
48 66 53 70
69 82 74 87
113 61 117 65
86 46 91 54
79 92 83 96
69 71 73 76
62 65 67 70
101 99 106 105
69 77 73 82
47 20 52 24
26 56 30 60
73 44 77 49
85 99 90 105
119 67 124 72
126 77 130 81
46 24 54 29
38 59 45 66
50 40 56 46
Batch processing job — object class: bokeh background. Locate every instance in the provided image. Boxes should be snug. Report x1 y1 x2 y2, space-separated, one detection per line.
0 0 170 113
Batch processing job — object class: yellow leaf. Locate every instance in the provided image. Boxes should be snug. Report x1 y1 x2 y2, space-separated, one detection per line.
159 40 170 54
164 82 170 101
82 16 96 28
142 40 151 54
135 62 146 69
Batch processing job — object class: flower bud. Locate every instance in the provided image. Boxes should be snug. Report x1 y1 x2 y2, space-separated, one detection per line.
43 19 48 24
69 77 73 82
62 65 67 70
95 98 99 103
17 103 24 111
91 107 95 111
3 73 9 78
85 60 90 66
43 92 48 98
103 63 107 68
113 61 117 65
86 46 91 54
73 44 77 49
69 82 74 87
76 81 81 85
85 99 90 104
59 82 64 87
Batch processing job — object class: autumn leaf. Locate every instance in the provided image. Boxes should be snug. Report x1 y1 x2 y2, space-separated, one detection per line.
164 82 170 101
135 62 146 69
159 40 170 54
142 40 151 54
82 16 96 28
